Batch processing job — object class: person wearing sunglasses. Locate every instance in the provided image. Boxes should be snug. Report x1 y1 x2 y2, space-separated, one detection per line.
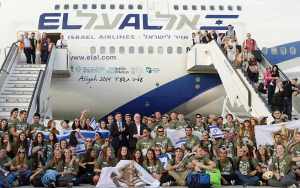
98 138 115 158
10 147 29 172
192 113 208 132
151 126 173 155
77 137 94 159
136 127 152 157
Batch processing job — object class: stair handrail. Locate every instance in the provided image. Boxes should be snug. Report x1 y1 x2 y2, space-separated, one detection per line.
0 43 19 74
27 70 44 123
37 45 55 120
212 40 272 113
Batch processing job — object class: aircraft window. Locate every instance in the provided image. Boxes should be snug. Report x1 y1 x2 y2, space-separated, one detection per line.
219 5 224 11
183 5 188 10
54 5 60 10
138 4 143 10
148 46 154 54
237 5 242 11
280 47 287 55
110 4 115 9
228 5 233 11
290 47 296 55
177 47 182 54
158 46 163 54
139 47 144 54
119 4 124 9
64 4 69 10
90 47 96 54
73 4 78 9
271 47 277 55
167 47 173 54
191 5 196 10
101 4 106 9
100 47 106 54
128 4 133 10
119 46 125 54
82 4 87 9
201 5 206 10
92 4 97 9
210 5 215 10
110 47 115 54
129 46 135 54
174 5 179 10
261 47 268 55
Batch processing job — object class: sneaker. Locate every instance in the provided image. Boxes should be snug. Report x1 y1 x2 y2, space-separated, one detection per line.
264 86 267 90
231 180 236 185
170 181 177 186
270 82 274 86
253 181 262 186
288 184 296 188
162 182 170 187
243 183 248 187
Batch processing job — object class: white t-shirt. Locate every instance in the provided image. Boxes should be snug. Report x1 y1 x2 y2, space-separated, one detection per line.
56 39 68 48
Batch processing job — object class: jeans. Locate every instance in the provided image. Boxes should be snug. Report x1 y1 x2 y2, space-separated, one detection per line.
40 49 49 64
283 97 292 120
235 170 259 185
268 174 299 187
24 48 31 64
268 82 276 105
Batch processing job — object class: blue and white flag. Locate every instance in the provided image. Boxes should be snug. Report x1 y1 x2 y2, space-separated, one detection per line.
209 125 224 138
90 118 100 131
167 129 203 146
37 130 110 141
76 141 86 154
28 140 33 156
157 153 172 170
175 139 188 148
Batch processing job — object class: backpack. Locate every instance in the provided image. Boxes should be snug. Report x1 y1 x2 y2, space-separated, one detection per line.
258 82 266 93
187 172 211 188
0 172 16 188
237 157 254 171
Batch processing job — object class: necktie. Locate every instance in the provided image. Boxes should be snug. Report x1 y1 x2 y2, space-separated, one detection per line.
118 122 122 140
192 38 195 45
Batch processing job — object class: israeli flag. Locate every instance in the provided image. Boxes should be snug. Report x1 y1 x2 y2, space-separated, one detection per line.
76 141 86 154
175 139 188 148
209 125 224 138
28 140 33 156
157 153 172 170
89 118 100 131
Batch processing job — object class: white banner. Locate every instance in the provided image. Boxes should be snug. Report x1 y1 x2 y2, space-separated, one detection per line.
167 129 203 146
96 160 160 187
255 120 300 149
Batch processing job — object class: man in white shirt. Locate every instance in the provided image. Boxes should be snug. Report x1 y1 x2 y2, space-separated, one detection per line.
56 33 68 48
129 113 146 154
16 32 32 64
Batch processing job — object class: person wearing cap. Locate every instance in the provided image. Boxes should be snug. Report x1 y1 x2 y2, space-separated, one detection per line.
190 146 216 172
192 113 208 132
221 114 239 139
253 145 270 186
242 33 258 52
218 148 237 185
125 114 132 127
268 144 300 187
165 147 194 186
29 113 44 139
151 126 173 154
152 114 171 137
258 116 268 125
129 113 146 154
29 146 45 172
238 45 252 69
175 113 190 130
271 109 289 124
233 146 262 186
278 77 299 120
216 128 239 158
208 114 217 126
147 114 158 132
182 126 200 151
238 119 255 146
136 127 152 156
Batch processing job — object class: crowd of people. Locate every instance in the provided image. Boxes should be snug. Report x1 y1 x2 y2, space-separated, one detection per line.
0 107 300 187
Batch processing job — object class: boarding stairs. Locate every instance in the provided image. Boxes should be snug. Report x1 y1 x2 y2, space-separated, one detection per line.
0 43 70 123
187 40 275 122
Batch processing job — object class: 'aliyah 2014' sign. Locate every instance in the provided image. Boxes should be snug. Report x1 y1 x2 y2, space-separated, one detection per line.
39 11 200 30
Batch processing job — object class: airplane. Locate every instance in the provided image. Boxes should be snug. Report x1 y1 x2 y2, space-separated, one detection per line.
0 0 299 122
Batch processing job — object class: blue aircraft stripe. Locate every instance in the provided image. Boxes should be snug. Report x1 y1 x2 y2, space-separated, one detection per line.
102 73 222 119
200 26 229 30
205 15 239 19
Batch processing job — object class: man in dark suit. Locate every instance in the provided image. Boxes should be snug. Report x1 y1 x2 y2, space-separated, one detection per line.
128 113 146 154
110 112 129 156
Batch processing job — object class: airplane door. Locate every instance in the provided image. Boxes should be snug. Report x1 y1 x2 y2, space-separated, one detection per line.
147 0 169 19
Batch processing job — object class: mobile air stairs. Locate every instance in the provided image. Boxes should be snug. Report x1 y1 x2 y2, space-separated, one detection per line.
187 40 299 123
0 43 71 123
